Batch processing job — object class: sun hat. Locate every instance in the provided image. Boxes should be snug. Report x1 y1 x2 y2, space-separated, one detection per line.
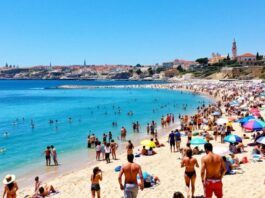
3 174 16 185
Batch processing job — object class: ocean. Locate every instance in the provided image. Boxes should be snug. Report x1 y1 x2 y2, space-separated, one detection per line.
0 80 213 184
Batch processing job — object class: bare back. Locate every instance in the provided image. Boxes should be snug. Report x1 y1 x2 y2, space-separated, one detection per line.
201 152 225 180
122 163 141 184
182 157 199 172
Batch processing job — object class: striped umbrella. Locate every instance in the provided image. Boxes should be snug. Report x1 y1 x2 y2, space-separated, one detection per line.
190 137 207 145
256 136 265 145
224 134 242 143
243 119 265 131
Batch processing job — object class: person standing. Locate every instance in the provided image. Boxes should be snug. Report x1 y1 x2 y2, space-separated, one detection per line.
95 142 101 161
146 123 150 134
201 143 226 198
118 154 144 198
168 131 175 152
91 167 102 198
175 129 181 152
181 149 199 198
44 146 51 166
108 131 112 143
104 143 111 163
121 127 127 141
110 140 118 160
50 145 58 166
2 174 19 198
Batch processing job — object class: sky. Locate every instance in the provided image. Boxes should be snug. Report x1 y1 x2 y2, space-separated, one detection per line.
0 0 265 67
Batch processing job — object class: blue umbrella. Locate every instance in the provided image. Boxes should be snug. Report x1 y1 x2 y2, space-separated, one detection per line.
224 134 242 143
256 136 265 145
190 137 207 145
238 116 255 124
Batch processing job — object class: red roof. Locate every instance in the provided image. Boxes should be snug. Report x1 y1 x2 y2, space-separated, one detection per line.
238 53 256 57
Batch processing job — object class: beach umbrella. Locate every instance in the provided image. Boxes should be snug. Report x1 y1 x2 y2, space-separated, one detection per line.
212 111 221 116
224 134 242 143
230 100 239 106
256 136 265 145
190 137 207 145
238 116 255 124
213 146 231 156
216 118 228 125
243 119 265 131
250 108 260 113
140 140 156 148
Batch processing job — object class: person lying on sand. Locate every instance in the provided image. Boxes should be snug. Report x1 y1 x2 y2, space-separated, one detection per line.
141 146 147 155
38 185 56 197
147 147 157 156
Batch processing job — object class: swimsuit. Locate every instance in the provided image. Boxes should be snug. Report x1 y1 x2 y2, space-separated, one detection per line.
204 179 223 198
91 183 100 191
185 171 196 179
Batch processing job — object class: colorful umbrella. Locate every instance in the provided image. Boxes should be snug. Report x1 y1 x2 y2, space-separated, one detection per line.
243 119 265 131
141 140 156 148
238 116 255 124
213 146 231 156
256 136 265 145
190 137 207 145
224 134 242 143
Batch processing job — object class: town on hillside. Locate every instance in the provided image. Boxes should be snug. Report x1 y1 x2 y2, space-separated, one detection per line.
1 40 265 80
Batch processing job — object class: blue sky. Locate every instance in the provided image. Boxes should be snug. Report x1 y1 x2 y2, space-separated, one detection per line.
0 0 265 66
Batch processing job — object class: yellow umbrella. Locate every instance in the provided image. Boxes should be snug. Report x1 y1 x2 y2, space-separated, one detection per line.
140 140 156 148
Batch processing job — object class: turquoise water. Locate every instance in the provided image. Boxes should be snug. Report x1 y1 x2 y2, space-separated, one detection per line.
0 80 212 180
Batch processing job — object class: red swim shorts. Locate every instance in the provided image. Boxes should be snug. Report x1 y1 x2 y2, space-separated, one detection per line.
204 180 223 198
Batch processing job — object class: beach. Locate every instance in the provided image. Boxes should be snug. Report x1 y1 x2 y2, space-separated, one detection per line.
13 80 265 198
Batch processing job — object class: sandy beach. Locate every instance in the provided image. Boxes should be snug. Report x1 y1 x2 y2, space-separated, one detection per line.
12 81 265 197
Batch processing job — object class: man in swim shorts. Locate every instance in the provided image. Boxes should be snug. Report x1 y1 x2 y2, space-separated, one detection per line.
118 154 144 198
201 143 226 198
168 131 175 152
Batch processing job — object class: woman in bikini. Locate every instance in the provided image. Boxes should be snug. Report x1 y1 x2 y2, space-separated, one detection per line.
91 167 102 198
181 149 199 198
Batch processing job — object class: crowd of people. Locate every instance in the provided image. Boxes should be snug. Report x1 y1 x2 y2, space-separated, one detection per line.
3 81 265 198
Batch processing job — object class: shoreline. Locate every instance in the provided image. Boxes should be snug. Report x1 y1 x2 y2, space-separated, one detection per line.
12 84 214 197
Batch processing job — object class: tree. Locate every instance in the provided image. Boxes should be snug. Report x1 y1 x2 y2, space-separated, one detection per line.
176 65 184 72
135 64 142 67
195 57 208 65
227 54 230 61
256 52 263 60
148 67 154 76
156 67 165 74
136 69 142 75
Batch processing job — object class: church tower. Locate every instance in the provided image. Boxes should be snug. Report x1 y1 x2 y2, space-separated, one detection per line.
232 39 237 60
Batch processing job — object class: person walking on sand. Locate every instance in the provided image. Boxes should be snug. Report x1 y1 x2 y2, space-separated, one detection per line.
118 154 144 198
104 143 111 163
44 146 51 166
91 167 102 198
201 143 226 198
2 174 18 198
181 149 199 198
121 126 127 141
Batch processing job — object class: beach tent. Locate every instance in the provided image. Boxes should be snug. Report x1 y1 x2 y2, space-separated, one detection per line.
243 119 265 131
213 146 231 156
141 140 156 148
224 134 242 143
256 136 265 145
190 137 207 145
